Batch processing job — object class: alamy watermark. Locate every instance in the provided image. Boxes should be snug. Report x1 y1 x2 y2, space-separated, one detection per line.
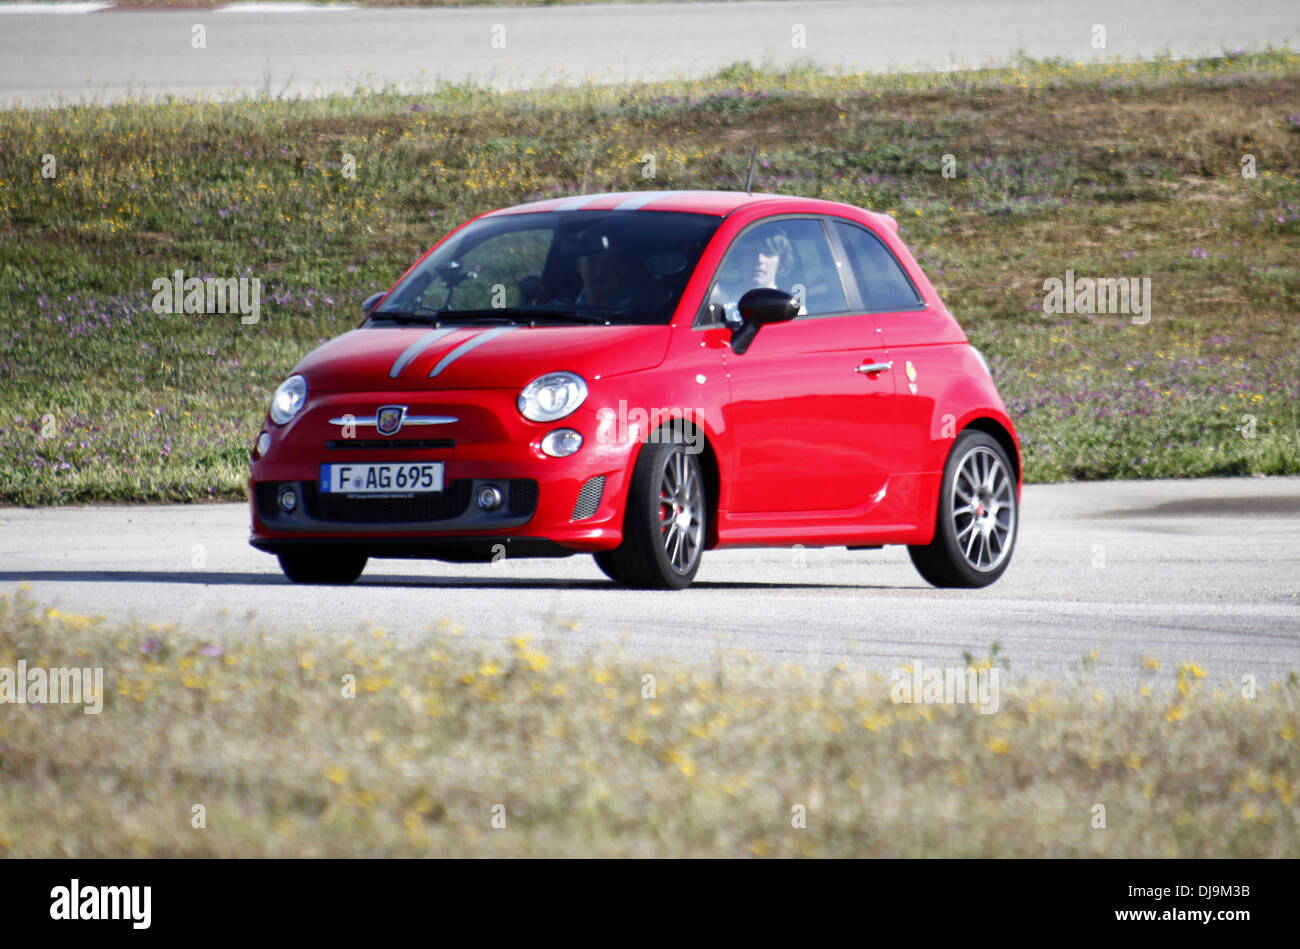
596 400 704 454
50 880 151 929
1042 269 1151 324
891 659 1000 715
151 269 261 325
0 660 104 715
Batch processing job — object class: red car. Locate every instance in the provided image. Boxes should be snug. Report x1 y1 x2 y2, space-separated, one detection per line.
249 190 1020 589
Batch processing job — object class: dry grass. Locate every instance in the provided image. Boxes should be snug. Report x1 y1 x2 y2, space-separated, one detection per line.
1 588 1296 857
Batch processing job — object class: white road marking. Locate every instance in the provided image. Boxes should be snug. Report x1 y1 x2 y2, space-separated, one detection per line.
215 3 359 13
0 3 113 13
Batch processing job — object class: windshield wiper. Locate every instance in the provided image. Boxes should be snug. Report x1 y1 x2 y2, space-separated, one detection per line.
372 307 611 327
369 310 437 325
431 307 609 326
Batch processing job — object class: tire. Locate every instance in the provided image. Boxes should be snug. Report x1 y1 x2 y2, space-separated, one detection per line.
908 430 1018 588
594 437 707 589
277 549 368 585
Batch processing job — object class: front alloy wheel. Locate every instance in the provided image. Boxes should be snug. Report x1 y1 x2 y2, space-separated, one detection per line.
908 430 1018 588
594 437 706 589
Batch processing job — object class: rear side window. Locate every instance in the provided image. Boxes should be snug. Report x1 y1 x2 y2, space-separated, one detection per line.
834 221 923 312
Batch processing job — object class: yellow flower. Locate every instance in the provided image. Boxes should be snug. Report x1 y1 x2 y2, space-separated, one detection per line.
625 725 649 746
327 766 348 785
984 737 1010 754
664 749 695 778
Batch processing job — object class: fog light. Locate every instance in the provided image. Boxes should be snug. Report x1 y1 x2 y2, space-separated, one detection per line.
540 428 583 458
278 487 298 512
255 431 271 458
475 484 504 511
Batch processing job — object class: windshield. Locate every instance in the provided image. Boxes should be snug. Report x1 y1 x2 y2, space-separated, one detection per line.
372 210 721 326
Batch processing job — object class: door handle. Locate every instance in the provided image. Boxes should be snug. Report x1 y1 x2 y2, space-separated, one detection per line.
855 361 893 375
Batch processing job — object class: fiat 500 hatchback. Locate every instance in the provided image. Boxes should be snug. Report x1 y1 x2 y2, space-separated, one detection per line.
249 191 1021 589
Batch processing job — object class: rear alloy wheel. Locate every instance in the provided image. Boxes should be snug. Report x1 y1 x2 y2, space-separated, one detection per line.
277 549 368 585
908 430 1017 588
594 437 706 589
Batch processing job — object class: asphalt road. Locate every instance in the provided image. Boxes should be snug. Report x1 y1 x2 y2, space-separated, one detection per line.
2 477 1297 686
1 0 1297 107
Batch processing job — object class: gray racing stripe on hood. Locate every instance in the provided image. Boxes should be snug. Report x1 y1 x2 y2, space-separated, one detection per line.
427 325 517 378
389 327 456 378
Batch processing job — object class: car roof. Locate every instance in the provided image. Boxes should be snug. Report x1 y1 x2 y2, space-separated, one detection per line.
486 190 899 232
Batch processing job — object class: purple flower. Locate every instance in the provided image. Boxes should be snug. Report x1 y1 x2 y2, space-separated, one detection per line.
141 637 162 655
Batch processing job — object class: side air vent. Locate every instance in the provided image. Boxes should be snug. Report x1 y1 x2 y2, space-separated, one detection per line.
571 475 605 521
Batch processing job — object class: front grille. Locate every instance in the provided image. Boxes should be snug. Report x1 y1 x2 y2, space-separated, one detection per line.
325 439 454 450
302 480 472 524
571 475 605 521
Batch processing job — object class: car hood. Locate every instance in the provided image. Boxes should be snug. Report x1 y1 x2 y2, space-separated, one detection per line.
295 324 672 392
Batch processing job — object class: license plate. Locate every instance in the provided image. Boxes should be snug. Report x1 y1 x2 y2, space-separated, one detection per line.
320 462 444 495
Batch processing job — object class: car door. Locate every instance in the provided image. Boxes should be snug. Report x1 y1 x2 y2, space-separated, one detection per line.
830 218 963 477
704 216 895 516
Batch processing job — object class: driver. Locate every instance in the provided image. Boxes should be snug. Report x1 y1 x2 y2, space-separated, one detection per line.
573 230 626 307
711 228 801 324
547 226 669 317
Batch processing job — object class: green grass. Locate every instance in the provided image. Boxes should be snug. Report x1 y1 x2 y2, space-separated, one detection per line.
1 51 1298 504
1 589 1296 857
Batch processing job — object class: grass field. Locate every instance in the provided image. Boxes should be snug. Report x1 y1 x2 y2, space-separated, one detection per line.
1 52 1297 505
1 588 1296 857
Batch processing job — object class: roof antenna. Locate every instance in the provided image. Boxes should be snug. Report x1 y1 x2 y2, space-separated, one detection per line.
744 146 759 194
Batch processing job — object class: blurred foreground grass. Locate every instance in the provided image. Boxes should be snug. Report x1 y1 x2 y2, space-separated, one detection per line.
1 589 1296 857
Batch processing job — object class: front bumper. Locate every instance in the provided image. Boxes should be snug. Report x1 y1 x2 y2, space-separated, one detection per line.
248 388 635 556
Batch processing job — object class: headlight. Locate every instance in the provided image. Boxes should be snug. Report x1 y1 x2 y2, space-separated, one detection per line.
518 372 587 422
269 374 307 425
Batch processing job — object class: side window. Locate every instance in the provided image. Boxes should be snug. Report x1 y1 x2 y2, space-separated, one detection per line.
833 221 923 312
702 218 847 325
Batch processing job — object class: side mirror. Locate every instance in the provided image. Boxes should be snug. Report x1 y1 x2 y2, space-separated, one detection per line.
730 288 799 355
361 292 385 318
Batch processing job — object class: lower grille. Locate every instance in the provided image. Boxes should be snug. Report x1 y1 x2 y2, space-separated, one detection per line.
303 480 472 524
254 482 280 520
325 439 454 450
571 475 605 521
509 479 539 517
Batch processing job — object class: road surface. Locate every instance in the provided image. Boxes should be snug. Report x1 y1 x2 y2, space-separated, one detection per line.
2 477 1297 686
1 0 1296 107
